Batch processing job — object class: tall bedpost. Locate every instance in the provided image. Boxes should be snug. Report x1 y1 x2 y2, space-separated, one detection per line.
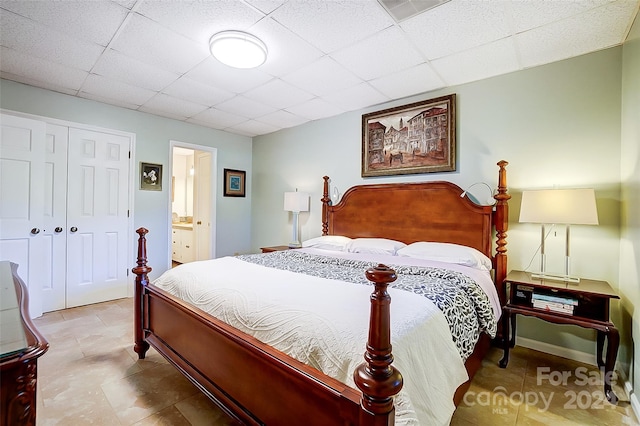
493 160 510 308
322 176 330 236
133 227 151 359
354 264 403 426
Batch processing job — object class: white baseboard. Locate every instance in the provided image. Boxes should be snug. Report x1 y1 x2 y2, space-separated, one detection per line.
516 336 596 366
517 337 640 421
624 378 640 422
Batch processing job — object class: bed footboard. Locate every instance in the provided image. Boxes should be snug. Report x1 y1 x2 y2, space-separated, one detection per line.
132 228 403 426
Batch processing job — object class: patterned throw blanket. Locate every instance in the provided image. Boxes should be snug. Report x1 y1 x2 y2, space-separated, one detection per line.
237 250 497 361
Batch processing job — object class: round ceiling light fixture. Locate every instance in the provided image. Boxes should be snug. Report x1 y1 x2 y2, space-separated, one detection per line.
209 30 267 69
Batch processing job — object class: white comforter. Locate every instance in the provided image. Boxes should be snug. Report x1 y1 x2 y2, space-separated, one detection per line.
153 252 485 425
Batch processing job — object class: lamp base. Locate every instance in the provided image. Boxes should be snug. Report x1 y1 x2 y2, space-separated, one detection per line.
288 242 302 249
530 272 581 283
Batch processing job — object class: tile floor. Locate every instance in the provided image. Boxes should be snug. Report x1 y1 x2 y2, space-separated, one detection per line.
33 298 638 425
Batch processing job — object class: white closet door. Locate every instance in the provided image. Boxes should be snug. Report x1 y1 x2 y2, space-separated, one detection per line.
194 151 211 260
0 114 46 318
66 128 130 307
42 123 68 312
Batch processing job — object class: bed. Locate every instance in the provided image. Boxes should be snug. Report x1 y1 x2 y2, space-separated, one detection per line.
132 160 510 425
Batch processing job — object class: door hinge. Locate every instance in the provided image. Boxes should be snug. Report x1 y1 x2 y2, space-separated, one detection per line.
127 269 129 277
127 210 130 217
129 151 131 159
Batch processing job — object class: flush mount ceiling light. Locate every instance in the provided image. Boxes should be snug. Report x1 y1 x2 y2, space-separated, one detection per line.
209 30 267 69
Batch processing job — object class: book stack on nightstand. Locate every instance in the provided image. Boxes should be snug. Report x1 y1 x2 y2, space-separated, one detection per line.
530 292 578 315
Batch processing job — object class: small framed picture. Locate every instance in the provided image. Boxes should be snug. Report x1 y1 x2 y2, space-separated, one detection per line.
140 162 162 191
224 168 246 197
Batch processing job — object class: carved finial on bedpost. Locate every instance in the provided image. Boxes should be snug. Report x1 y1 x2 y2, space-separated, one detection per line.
354 264 403 425
133 227 151 359
493 161 510 308
322 176 330 236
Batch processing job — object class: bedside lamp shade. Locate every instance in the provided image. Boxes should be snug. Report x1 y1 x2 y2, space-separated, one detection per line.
519 189 598 225
519 188 598 282
284 191 309 248
284 191 310 213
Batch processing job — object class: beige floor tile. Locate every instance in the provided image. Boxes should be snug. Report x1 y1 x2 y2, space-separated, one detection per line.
33 298 639 426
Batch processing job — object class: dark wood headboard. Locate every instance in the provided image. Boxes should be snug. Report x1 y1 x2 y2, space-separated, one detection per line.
321 161 510 302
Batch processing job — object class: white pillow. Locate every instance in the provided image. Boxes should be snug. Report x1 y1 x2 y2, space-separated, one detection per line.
345 238 407 255
396 242 492 271
302 235 352 251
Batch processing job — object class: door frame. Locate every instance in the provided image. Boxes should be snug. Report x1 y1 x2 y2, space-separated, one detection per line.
0 108 136 302
168 140 217 269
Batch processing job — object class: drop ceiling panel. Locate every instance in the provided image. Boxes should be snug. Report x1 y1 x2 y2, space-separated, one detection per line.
323 82 389 112
136 0 264 43
0 0 128 46
249 17 324 77
81 74 157 106
285 98 347 121
256 109 309 129
0 46 88 91
281 57 364 97
0 10 104 71
228 119 279 137
369 63 444 100
244 78 314 110
509 0 611 33
401 0 511 60
109 13 209 74
271 0 395 53
431 38 520 86
189 107 248 128
215 95 278 119
140 93 208 120
185 57 274 94
331 27 425 81
245 0 287 15
162 77 235 107
92 49 180 92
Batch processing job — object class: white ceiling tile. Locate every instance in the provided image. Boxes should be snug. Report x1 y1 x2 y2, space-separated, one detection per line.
256 110 309 129
185 57 274 94
77 90 141 110
80 74 156 106
109 13 209 74
92 49 179 91
245 0 287 15
285 98 346 121
331 26 425 80
368 63 444 100
323 82 390 112
249 17 324 77
0 71 79 96
0 10 104 71
139 93 208 120
0 46 88 91
136 0 264 43
281 57 363 97
431 38 520 86
517 1 637 69
271 0 394 53
215 95 278 119
162 77 235 107
508 0 611 33
189 108 248 128
0 0 128 46
401 0 511 59
228 119 279 137
244 79 314 110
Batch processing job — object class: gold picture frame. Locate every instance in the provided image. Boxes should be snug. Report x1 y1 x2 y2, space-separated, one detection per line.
362 94 456 177
223 168 246 197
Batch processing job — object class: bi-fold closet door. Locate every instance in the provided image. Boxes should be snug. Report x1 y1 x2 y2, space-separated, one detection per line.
0 113 132 317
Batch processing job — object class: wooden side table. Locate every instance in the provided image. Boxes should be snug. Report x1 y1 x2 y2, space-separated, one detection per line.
499 270 620 403
260 245 293 253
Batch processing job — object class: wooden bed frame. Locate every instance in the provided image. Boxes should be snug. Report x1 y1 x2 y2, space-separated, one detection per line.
133 160 510 425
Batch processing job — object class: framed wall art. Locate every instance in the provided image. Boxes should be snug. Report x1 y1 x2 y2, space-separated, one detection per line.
223 168 246 197
361 94 456 177
140 162 163 191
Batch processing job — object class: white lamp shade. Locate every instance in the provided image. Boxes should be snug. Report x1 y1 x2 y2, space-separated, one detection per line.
284 191 309 212
519 188 598 225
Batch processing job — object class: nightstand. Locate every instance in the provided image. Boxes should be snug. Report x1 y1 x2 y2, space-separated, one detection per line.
260 245 293 253
499 270 620 403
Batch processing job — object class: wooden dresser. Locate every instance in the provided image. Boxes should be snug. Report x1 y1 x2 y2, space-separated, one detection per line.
0 261 49 426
